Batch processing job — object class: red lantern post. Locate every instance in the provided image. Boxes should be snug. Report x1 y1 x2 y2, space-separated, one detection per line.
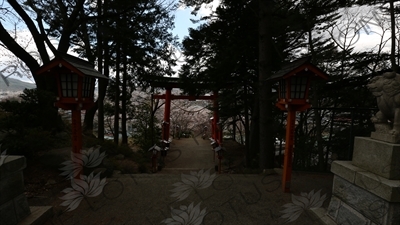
35 53 108 154
268 57 328 193
71 109 83 153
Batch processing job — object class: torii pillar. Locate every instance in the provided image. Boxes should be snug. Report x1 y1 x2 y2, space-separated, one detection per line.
162 88 172 142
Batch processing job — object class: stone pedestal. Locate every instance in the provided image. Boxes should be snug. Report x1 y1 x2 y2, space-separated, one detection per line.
327 137 400 225
0 156 31 224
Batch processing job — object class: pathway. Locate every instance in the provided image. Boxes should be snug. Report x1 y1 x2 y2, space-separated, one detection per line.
161 137 216 173
36 137 334 225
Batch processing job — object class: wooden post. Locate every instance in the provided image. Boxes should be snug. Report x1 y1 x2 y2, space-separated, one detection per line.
218 157 222 174
71 109 82 154
152 153 157 173
282 109 296 193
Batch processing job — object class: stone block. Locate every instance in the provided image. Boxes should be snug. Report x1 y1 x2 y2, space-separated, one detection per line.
336 203 369 225
0 200 17 225
0 172 25 205
371 132 400 144
387 204 400 224
0 156 31 224
327 196 340 220
331 161 366 183
332 176 387 224
310 207 337 225
355 171 400 202
14 194 31 221
352 137 400 180
0 156 26 180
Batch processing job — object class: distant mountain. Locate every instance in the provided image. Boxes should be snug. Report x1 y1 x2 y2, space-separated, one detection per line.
0 77 36 92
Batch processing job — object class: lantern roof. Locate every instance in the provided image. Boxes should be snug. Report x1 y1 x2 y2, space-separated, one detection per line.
267 57 328 81
35 52 107 79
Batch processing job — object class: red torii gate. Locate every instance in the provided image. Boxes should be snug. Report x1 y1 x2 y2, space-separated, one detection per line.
152 89 221 144
149 77 222 147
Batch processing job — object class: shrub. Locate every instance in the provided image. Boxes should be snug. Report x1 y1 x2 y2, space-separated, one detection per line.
83 136 134 157
0 89 63 158
1 128 55 158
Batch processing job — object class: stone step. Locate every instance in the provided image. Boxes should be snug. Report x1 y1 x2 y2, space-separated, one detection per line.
18 206 53 225
311 208 337 225
331 161 400 202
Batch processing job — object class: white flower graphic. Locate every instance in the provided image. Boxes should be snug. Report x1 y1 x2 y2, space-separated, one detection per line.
59 146 106 179
60 172 107 211
280 189 327 223
162 202 207 225
0 150 7 167
170 169 216 201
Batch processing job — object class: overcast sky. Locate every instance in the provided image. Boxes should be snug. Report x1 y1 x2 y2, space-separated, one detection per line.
173 0 220 42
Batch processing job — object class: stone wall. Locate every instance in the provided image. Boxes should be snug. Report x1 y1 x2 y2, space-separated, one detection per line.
0 156 31 224
327 137 400 225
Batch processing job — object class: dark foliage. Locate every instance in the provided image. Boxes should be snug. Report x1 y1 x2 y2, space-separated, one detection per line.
0 89 64 157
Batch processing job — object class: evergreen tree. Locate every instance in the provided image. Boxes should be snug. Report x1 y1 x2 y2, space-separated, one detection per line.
179 0 357 170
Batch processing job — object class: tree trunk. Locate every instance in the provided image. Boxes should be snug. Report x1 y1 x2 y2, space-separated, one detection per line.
114 44 121 145
96 0 105 140
248 99 259 168
82 0 107 137
307 29 325 171
258 0 274 170
121 51 128 145
97 64 109 140
244 84 250 164
0 22 40 79
314 94 324 171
